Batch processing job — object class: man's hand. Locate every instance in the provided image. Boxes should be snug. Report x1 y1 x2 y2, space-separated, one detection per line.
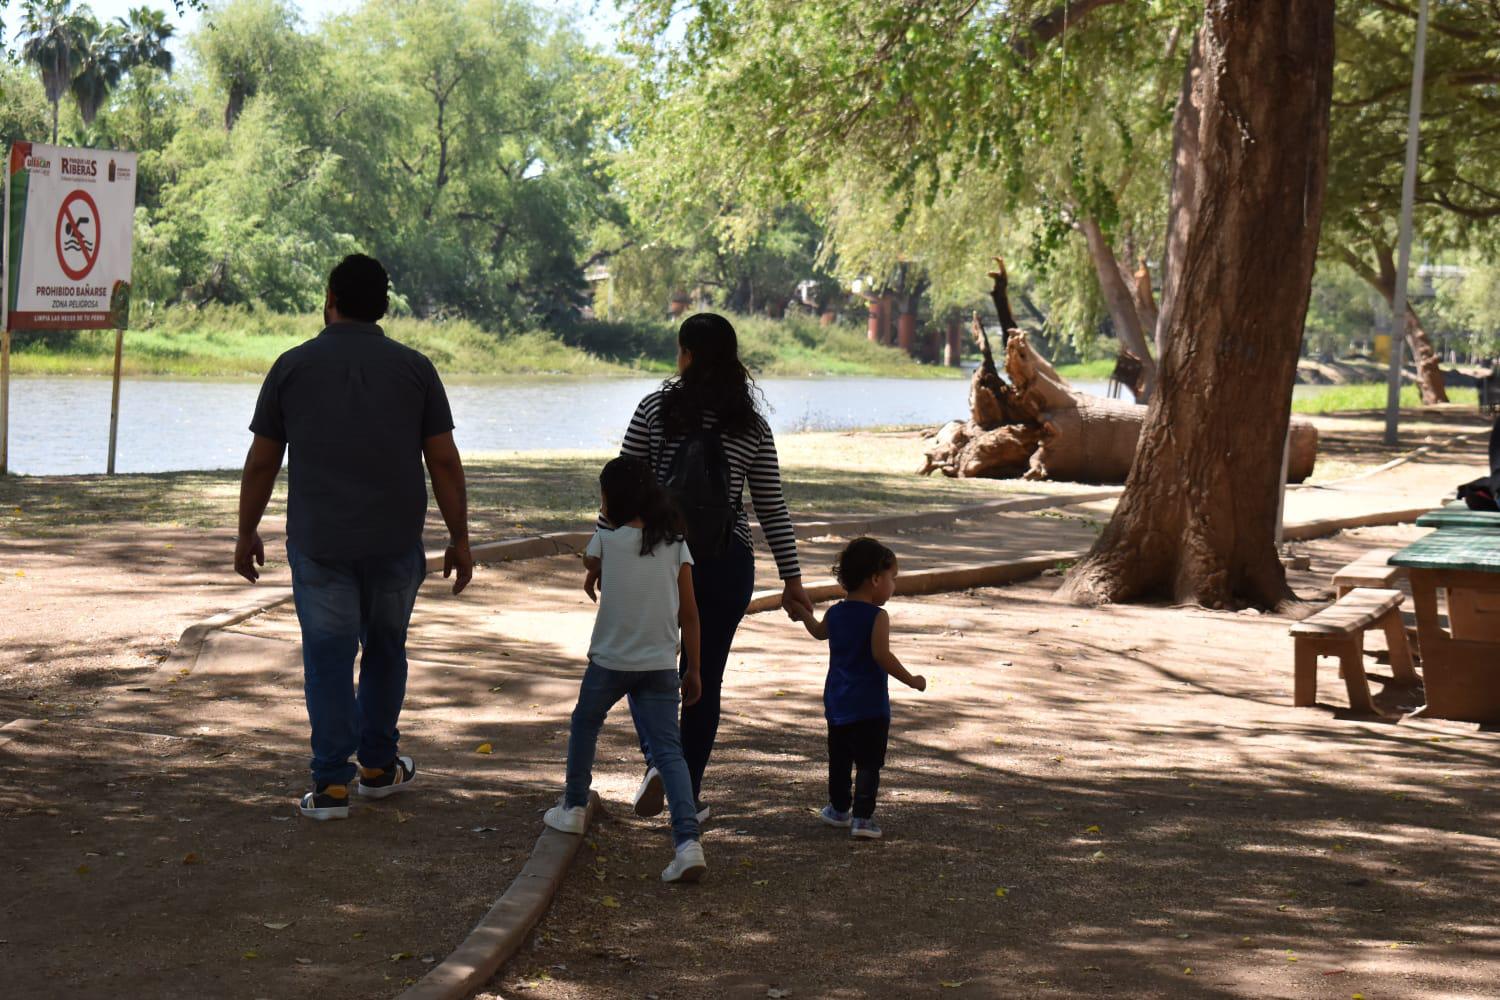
781 577 815 622
584 565 601 602
234 532 265 583
444 541 474 595
910 674 927 692
682 669 702 708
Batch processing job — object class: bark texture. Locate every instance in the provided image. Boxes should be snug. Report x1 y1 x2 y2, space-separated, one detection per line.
1059 0 1336 610
1080 217 1159 402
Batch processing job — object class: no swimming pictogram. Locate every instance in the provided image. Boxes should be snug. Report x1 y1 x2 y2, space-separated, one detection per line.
55 188 101 281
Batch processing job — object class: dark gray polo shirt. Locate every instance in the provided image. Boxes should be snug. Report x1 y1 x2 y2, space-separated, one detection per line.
249 322 454 561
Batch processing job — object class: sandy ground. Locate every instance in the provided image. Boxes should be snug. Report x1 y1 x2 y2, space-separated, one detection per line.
2 408 1497 998
5 525 1499 999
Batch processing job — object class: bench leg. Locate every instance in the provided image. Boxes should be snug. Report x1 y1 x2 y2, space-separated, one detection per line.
1378 608 1420 685
1294 641 1318 707
1338 636 1378 715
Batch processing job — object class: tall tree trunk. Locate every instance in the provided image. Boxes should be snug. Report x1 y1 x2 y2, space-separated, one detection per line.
1080 217 1158 402
51 99 60 144
1334 243 1448 404
1157 32 1203 361
1059 0 1336 611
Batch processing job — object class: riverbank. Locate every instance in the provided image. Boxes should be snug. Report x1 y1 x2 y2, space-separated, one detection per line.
3 306 957 379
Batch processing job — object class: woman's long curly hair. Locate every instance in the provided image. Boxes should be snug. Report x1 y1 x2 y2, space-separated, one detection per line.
659 313 763 438
599 456 686 556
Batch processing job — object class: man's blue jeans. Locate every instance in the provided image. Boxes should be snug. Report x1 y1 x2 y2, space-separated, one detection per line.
565 662 700 847
288 542 426 786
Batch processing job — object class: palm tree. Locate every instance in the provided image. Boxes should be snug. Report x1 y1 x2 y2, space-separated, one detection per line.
70 18 127 129
116 6 175 76
20 0 90 143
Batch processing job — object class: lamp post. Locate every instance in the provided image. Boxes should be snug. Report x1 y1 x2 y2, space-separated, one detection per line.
1384 0 1430 445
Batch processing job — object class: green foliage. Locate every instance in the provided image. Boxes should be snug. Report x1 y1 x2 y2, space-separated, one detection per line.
4 304 945 378
1304 263 1380 357
1324 4 1500 290
615 0 1197 349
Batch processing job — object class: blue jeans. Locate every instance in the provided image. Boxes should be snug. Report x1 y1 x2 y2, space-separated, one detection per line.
631 540 755 801
566 662 700 847
287 542 426 786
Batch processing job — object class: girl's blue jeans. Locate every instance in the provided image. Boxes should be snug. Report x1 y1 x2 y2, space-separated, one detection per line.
565 661 700 847
288 542 426 787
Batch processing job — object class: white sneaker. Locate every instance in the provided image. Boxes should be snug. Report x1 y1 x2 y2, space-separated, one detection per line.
695 802 711 824
633 767 665 817
543 800 587 835
662 839 707 883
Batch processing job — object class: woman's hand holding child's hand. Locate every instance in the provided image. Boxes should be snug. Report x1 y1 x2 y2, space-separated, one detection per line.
910 675 927 692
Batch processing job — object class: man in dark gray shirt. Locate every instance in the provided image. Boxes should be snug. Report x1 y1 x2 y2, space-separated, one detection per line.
235 254 473 821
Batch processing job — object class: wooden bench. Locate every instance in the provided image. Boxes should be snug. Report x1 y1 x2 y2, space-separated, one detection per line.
1332 548 1403 596
1290 587 1419 715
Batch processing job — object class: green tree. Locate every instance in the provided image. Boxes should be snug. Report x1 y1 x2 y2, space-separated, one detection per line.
68 16 125 127
324 0 616 322
115 6 175 75
1323 1 1500 403
19 0 89 142
192 0 311 130
615 0 1197 398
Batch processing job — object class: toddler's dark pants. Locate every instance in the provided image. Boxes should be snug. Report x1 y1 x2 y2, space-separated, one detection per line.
827 717 889 819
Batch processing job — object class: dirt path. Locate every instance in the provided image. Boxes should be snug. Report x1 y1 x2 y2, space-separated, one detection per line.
489 541 1500 1000
2 411 1496 998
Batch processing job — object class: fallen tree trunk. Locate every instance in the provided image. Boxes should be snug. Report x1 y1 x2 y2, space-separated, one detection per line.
921 323 1319 484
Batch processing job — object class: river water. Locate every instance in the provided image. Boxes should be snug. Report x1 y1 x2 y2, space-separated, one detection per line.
4 373 1119 476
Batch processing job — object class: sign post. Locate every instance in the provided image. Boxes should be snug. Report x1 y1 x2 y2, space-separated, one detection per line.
1 144 10 476
4 142 138 474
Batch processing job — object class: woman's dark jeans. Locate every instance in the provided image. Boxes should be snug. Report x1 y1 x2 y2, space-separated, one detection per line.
630 540 756 802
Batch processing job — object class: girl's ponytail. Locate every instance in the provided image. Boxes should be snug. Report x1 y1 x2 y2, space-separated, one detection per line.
599 457 686 556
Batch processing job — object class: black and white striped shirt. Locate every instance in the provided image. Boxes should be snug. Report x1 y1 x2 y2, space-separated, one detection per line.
606 390 801 580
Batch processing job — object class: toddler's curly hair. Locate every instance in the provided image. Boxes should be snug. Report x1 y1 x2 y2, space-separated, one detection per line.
833 537 897 592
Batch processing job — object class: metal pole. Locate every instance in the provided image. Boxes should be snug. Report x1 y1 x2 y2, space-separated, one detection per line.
1274 423 1292 548
1 144 10 477
1384 0 1430 446
0 330 9 477
107 329 123 475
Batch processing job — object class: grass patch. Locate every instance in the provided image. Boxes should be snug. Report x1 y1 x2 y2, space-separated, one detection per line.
4 306 953 379
1054 359 1116 381
1292 384 1478 414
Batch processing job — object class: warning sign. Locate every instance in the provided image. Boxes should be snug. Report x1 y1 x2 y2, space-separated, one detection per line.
6 142 137 330
56 189 101 281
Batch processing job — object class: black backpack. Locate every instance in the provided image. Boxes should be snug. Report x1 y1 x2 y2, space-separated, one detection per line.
664 429 736 557
1457 415 1500 511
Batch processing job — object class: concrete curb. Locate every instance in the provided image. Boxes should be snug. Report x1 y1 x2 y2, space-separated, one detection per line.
397 792 604 1000
168 589 295 669
428 532 593 573
746 554 1081 614
750 489 1121 546
1281 507 1434 543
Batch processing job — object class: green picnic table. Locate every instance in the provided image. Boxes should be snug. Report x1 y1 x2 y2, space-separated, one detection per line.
1389 529 1500 722
1414 502 1500 531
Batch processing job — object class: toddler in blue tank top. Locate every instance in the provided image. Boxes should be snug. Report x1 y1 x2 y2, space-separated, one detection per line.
792 537 925 839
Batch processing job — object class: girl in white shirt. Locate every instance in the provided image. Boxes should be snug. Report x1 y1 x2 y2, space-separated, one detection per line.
544 457 707 882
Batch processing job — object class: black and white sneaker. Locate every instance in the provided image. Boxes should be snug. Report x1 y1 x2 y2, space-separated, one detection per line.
356 756 417 799
633 767 665 817
299 783 351 821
